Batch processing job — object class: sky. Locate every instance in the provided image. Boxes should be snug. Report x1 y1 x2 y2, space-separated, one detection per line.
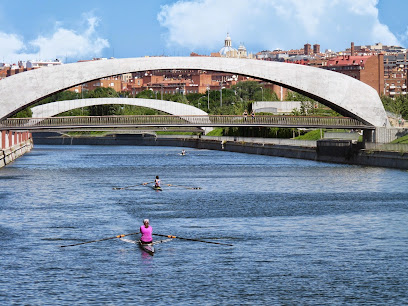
0 0 407 63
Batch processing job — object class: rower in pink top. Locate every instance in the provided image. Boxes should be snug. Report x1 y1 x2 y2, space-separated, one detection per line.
140 219 153 244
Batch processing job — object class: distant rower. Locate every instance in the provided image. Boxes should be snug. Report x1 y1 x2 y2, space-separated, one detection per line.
140 219 153 244
154 175 161 188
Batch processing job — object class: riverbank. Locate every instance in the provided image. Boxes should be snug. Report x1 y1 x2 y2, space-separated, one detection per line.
1 131 33 168
1 139 33 168
32 132 408 170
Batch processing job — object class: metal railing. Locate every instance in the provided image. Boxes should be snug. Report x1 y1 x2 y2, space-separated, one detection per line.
0 115 371 130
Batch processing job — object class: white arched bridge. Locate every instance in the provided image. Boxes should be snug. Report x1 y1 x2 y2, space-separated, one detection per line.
0 56 389 129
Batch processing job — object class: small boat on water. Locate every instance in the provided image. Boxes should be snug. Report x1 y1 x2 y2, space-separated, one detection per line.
120 237 173 256
139 241 155 255
152 185 162 191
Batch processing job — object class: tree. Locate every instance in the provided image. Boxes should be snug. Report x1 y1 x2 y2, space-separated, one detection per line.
87 87 120 116
12 108 33 118
231 81 262 101
381 95 408 119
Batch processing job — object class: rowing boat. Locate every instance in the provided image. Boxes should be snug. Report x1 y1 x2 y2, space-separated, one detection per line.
120 238 154 255
120 237 173 256
139 241 155 255
152 185 162 191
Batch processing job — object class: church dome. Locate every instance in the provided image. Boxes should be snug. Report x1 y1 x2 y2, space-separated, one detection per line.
219 46 237 55
219 33 237 56
238 44 246 52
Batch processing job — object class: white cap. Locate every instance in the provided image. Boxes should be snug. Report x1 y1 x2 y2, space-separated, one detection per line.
143 219 149 224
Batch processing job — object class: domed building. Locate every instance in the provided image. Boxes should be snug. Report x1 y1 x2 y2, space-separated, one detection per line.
238 43 247 58
219 33 238 57
218 33 253 59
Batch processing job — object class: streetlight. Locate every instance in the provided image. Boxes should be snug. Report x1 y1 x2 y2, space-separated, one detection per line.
220 82 225 108
207 86 210 110
260 86 264 101
149 88 157 99
197 96 206 108
234 86 243 102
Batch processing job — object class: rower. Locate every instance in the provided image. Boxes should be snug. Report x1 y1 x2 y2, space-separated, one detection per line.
140 219 153 244
154 175 161 188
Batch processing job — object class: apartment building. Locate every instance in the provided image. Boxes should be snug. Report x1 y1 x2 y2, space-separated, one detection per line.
323 54 384 96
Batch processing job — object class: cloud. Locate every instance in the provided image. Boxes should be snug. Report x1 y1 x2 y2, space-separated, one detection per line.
0 15 109 63
158 0 401 53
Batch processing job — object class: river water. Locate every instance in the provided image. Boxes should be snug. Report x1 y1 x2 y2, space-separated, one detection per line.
0 145 407 305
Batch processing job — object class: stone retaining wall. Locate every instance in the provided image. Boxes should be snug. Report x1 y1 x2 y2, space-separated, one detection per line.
0 139 33 168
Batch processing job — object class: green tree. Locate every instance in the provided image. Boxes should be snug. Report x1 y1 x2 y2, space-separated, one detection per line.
12 108 33 118
381 95 408 119
87 87 120 116
231 81 262 101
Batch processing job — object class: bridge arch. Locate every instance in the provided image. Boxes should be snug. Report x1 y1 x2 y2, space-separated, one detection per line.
31 97 212 133
0 57 389 127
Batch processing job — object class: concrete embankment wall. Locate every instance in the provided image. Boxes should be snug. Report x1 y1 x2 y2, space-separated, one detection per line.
0 131 33 168
32 133 408 170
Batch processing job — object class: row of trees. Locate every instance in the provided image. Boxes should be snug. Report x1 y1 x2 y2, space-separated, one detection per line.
381 95 408 119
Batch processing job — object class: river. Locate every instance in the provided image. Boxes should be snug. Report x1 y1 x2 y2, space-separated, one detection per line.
1 145 407 305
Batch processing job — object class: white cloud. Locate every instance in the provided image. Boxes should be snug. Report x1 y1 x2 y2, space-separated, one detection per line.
158 0 401 53
0 15 109 63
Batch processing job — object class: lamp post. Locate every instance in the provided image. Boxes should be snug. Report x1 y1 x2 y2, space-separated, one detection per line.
220 82 224 108
207 86 210 110
197 96 206 108
260 86 264 101
149 88 157 99
235 86 243 103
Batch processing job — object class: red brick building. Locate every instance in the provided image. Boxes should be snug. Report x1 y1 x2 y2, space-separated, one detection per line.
384 68 407 97
324 54 384 96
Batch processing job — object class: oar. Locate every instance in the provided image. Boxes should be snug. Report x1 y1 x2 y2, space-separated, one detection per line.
113 181 153 190
60 232 139 248
166 184 202 190
153 233 233 246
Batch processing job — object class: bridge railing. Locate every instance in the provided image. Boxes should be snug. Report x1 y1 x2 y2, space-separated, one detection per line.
0 115 369 130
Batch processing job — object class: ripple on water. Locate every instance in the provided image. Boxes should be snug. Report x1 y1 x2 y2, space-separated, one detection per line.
0 145 407 305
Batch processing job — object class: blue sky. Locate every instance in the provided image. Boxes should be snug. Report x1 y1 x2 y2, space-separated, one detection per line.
0 0 407 63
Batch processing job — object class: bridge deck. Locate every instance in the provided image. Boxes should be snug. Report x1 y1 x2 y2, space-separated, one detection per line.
0 115 373 131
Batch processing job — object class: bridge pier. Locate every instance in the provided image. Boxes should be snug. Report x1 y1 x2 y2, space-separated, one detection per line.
363 130 375 143
364 127 408 143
